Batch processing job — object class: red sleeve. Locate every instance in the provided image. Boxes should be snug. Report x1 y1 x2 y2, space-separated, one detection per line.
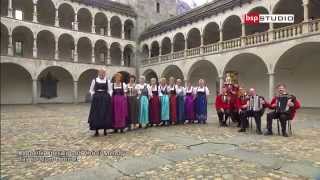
268 97 277 109
294 99 301 110
215 95 223 109
235 98 241 110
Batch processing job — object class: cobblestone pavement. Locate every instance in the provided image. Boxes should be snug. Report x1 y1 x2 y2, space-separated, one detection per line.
1 104 320 180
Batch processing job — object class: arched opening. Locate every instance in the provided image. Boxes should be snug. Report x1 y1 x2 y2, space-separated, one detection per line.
188 60 219 103
113 71 130 83
143 69 158 83
161 37 171 55
187 28 201 49
110 42 121 65
161 65 184 83
173 33 185 52
37 0 55 25
12 26 34 58
222 15 242 41
124 19 134 40
275 42 320 107
78 69 98 103
142 44 149 58
309 0 320 20
1 63 33 104
94 12 108 35
77 37 92 63
58 33 74 61
203 22 220 45
110 16 122 38
12 0 33 21
1 0 8 17
224 53 269 98
1 23 8 55
58 3 75 29
37 66 74 103
151 41 160 57
94 40 107 64
273 0 303 29
37 30 55 59
77 8 92 33
123 45 134 67
245 7 269 35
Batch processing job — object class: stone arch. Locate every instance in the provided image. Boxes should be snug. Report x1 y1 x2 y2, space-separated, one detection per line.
123 44 134 67
173 32 185 52
58 3 75 29
245 7 269 35
141 44 149 58
12 0 33 21
12 26 34 58
110 16 122 38
222 15 242 41
37 66 74 103
94 39 108 64
223 53 269 98
77 8 92 33
37 30 55 59
58 33 74 61
77 37 92 63
273 0 303 29
78 68 98 102
94 12 108 35
203 22 220 45
161 65 184 82
1 62 33 104
151 41 160 57
187 28 201 49
1 0 8 17
1 23 9 55
124 19 134 40
110 42 121 65
161 37 172 55
143 69 158 83
274 42 320 107
37 0 56 25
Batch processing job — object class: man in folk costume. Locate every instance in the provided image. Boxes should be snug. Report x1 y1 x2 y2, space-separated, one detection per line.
265 84 301 137
238 88 266 134
215 87 232 126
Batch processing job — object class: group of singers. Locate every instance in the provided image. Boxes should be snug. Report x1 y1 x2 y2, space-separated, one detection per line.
215 82 301 137
88 69 210 136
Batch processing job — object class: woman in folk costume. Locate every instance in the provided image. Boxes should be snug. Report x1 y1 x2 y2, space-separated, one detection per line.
195 79 210 124
88 68 113 136
149 78 161 126
126 75 139 130
168 77 177 125
137 76 151 128
112 73 128 133
159 77 170 126
184 81 195 123
176 79 186 124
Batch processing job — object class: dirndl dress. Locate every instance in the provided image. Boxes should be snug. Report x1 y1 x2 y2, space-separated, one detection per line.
149 86 161 125
139 85 149 126
112 83 128 129
195 91 207 123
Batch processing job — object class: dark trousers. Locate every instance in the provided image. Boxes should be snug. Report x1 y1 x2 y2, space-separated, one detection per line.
267 111 291 133
231 109 240 122
217 109 231 125
240 110 263 132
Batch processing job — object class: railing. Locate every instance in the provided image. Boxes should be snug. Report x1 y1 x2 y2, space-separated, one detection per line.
172 51 184 59
142 19 320 66
186 47 201 57
221 38 241 50
245 31 269 46
203 43 219 53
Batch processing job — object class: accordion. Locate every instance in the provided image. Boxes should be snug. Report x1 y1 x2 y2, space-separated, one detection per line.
276 94 295 113
249 95 263 111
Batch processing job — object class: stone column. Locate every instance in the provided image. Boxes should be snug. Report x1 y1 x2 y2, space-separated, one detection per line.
107 48 111 65
184 39 188 56
91 44 95 63
241 23 246 47
74 42 78 62
91 17 95 33
121 50 124 66
303 0 309 22
268 23 274 41
54 38 59 60
268 73 275 100
108 21 111 36
8 0 13 18
148 49 151 58
219 29 223 50
121 24 125 39
33 3 38 23
32 79 38 104
8 33 13 56
219 76 224 93
74 13 78 30
55 9 59 27
200 34 204 54
171 43 174 54
73 81 78 104
159 46 162 56
33 37 37 58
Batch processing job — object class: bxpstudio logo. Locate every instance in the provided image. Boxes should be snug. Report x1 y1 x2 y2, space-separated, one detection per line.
244 13 295 24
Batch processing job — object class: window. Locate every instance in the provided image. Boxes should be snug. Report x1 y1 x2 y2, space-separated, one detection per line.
15 10 23 20
15 41 23 56
156 2 160 13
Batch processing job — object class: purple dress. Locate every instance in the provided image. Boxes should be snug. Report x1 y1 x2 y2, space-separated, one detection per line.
112 83 128 129
184 87 195 121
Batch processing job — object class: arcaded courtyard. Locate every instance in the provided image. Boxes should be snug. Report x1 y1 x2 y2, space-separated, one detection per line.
1 104 320 180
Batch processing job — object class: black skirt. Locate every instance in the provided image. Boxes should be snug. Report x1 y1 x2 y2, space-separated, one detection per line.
127 96 139 124
88 92 112 130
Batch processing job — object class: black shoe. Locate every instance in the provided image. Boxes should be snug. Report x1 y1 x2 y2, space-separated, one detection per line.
264 131 273 136
238 129 246 132
103 130 107 136
120 129 124 133
138 124 142 128
94 131 99 136
282 132 288 137
256 130 262 135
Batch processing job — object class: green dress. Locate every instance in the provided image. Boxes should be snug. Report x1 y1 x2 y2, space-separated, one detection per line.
139 84 149 125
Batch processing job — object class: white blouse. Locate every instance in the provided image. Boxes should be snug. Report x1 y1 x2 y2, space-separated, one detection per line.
136 83 152 96
89 77 112 96
185 86 195 95
176 85 185 95
159 85 169 96
195 86 210 96
112 82 127 92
